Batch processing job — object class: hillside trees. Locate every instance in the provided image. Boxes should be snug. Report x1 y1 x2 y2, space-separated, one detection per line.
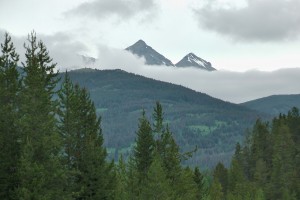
3 31 299 200
210 108 300 200
119 102 199 199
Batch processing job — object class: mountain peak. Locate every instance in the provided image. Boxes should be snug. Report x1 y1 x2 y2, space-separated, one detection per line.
176 53 216 71
187 52 196 57
125 40 175 66
135 39 146 45
130 40 148 48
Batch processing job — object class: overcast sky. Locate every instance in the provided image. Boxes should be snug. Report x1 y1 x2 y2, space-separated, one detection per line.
1 0 300 103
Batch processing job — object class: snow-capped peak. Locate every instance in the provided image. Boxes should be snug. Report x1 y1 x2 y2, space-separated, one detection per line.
176 53 216 71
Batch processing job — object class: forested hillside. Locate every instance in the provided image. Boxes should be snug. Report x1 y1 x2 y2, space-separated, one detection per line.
1 32 299 200
64 68 264 167
241 94 300 116
211 107 300 199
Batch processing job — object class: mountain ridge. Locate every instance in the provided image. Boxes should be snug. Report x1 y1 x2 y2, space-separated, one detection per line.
63 68 264 168
241 94 300 116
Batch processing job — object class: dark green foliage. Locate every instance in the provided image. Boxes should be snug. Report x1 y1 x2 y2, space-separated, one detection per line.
3 32 299 200
209 179 224 200
64 68 262 168
17 32 66 199
140 154 173 200
58 73 115 199
213 162 228 196
0 32 21 199
211 107 300 200
241 94 300 116
194 167 207 199
153 101 164 133
133 111 155 181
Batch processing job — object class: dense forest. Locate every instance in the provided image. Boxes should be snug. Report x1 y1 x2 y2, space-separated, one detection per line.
62 61 262 168
1 32 299 199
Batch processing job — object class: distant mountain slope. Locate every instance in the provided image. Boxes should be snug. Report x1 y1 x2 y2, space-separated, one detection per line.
241 94 300 116
63 68 263 168
176 53 216 71
125 40 175 66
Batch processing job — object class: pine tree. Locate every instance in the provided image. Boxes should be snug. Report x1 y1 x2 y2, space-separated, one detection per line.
125 156 140 200
174 167 198 200
133 110 154 182
140 153 173 200
213 162 228 196
209 179 224 200
115 154 128 200
159 125 181 182
194 167 207 200
58 74 115 199
228 158 245 195
17 32 67 199
153 101 164 134
249 119 272 181
270 122 296 199
286 108 300 199
0 32 21 199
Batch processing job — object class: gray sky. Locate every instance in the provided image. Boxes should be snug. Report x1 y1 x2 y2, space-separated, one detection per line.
1 0 300 102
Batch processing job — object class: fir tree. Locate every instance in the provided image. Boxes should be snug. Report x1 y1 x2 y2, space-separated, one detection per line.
152 101 164 134
194 167 207 200
17 32 67 199
140 153 173 200
270 122 296 199
133 110 155 182
213 162 228 196
0 32 21 199
58 74 115 199
209 179 224 200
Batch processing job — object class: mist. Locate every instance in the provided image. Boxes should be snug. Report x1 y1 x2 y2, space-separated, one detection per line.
2 31 299 104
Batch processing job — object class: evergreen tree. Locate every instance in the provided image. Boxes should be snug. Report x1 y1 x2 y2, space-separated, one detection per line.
194 167 207 200
174 167 198 200
248 119 272 181
58 74 115 199
286 108 300 199
140 153 173 200
159 125 181 183
209 179 224 200
152 101 164 134
115 154 128 200
213 162 228 196
125 156 140 200
133 110 154 182
0 32 21 199
17 32 67 199
227 158 245 195
269 122 296 199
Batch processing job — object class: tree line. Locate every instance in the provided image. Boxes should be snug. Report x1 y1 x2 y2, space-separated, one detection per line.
1 32 299 199
210 108 300 199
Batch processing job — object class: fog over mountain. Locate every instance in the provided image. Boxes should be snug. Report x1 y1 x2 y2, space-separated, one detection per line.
2 31 300 104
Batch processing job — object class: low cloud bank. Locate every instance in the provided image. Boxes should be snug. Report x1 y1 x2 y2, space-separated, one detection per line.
90 47 300 104
1 31 299 104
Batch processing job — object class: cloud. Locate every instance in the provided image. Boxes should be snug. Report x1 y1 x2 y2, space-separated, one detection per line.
38 32 90 70
87 47 300 103
65 0 157 22
2 31 300 104
0 30 89 71
194 0 300 41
